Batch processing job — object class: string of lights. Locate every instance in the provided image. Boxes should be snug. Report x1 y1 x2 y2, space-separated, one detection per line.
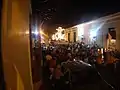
52 27 65 41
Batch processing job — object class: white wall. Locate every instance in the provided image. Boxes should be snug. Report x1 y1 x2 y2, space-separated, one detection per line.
64 13 120 50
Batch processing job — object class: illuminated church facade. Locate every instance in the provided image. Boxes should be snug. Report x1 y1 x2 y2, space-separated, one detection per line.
64 12 120 50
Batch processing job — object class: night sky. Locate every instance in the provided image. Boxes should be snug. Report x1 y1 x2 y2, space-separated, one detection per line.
32 0 120 34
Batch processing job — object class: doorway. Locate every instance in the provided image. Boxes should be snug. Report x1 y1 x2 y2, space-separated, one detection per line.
74 32 76 42
68 33 70 42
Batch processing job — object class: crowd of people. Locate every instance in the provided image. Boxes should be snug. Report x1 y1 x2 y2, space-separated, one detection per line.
36 41 120 90
41 42 102 90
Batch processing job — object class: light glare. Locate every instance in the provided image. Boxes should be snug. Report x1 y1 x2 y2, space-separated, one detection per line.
52 27 65 40
90 30 97 39
76 24 84 37
34 30 39 35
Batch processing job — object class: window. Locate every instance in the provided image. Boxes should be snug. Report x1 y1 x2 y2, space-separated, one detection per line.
108 27 115 32
108 28 116 39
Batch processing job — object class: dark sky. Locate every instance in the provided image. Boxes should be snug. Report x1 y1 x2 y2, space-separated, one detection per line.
32 0 120 34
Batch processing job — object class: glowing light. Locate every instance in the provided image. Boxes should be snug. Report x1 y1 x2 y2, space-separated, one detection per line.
25 27 48 40
41 36 44 43
98 49 100 52
101 48 103 54
40 30 44 35
33 30 39 35
52 27 65 40
41 35 44 39
76 24 84 37
90 22 105 40
25 30 39 35
111 39 116 42
25 31 29 34
90 30 97 39
102 55 104 59
25 29 39 35
105 48 107 52
52 34 55 40
39 30 49 38
74 59 76 61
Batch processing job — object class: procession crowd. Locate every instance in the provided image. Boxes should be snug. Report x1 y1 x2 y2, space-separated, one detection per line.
41 42 101 89
41 42 120 90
